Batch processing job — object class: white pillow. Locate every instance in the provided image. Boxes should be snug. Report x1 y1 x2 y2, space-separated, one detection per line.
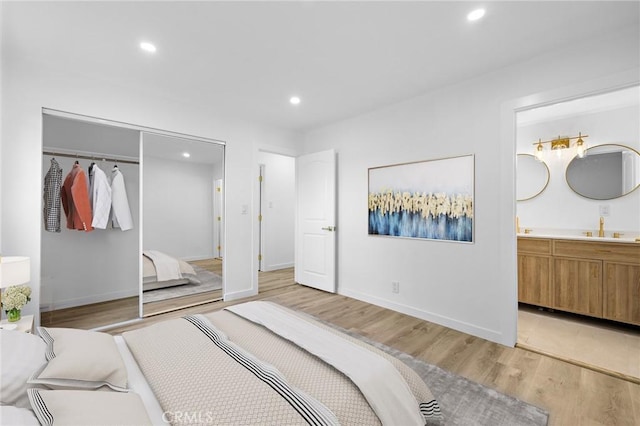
28 327 128 391
0 405 40 426
28 389 152 426
0 329 47 408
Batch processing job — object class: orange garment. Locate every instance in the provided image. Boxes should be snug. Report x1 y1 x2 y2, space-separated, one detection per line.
61 163 93 232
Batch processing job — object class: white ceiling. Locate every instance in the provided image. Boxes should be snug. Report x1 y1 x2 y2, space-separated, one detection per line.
3 1 639 132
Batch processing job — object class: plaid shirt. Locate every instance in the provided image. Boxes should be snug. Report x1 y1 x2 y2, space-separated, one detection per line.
43 158 63 232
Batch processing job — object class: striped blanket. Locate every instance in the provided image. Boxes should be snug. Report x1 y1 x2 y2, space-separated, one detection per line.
122 302 443 425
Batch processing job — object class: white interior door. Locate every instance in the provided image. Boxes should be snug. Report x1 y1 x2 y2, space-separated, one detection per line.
295 149 336 293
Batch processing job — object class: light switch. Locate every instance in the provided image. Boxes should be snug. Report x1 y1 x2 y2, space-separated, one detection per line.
241 204 248 215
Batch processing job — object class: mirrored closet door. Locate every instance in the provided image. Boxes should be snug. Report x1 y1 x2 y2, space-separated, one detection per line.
141 132 224 317
40 111 225 329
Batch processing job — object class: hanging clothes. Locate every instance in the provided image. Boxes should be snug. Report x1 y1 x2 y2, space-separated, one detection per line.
43 158 63 232
110 165 133 231
88 163 112 229
61 162 93 232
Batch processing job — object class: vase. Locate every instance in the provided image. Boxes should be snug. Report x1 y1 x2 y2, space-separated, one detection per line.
7 309 21 323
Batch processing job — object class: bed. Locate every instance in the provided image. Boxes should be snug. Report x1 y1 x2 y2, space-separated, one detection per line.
1 301 444 425
142 250 201 291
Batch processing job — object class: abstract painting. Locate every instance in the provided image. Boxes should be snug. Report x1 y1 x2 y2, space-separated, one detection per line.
368 154 474 242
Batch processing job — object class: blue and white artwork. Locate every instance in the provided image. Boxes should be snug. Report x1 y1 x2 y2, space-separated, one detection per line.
368 155 474 242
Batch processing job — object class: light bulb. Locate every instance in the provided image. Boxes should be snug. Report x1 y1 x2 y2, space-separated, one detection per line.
139 42 157 53
556 148 563 159
575 133 586 158
467 9 486 21
534 140 544 161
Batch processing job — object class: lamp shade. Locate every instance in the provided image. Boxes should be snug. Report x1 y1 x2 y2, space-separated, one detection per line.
0 256 31 288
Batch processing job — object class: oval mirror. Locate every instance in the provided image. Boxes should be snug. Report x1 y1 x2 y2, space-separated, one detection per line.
566 144 640 200
517 154 550 201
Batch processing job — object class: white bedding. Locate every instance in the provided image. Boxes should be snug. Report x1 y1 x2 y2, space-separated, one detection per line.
227 302 425 426
114 336 165 424
143 250 183 282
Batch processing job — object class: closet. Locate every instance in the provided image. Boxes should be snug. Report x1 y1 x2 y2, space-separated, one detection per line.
40 110 225 329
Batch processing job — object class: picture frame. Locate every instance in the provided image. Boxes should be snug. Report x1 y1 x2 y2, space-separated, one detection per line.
368 154 474 243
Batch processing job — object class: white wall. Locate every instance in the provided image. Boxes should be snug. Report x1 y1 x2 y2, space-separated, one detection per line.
517 105 640 233
0 53 299 320
258 151 295 271
143 156 215 260
301 27 639 346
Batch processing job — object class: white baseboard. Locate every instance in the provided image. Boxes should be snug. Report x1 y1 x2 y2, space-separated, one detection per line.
339 287 510 347
40 288 140 312
223 287 257 302
261 262 294 272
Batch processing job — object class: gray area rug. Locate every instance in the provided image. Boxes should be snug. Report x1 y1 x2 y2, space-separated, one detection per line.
143 266 222 303
321 320 549 426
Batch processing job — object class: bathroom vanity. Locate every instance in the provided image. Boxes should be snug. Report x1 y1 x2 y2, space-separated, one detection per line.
518 235 640 326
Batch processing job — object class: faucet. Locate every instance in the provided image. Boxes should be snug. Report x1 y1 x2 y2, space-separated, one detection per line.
598 216 605 238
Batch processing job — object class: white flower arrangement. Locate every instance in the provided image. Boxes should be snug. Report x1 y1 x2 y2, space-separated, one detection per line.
2 284 32 312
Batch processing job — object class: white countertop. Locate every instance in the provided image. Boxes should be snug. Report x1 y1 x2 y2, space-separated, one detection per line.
517 229 640 244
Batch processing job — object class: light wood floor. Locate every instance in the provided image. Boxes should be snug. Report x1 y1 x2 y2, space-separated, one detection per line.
103 267 640 426
518 304 640 383
42 258 224 328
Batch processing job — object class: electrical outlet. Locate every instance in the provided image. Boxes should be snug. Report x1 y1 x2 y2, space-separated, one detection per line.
599 205 610 217
391 281 400 294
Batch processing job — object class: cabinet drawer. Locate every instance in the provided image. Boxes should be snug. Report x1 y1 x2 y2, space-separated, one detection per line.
553 240 640 264
518 238 552 255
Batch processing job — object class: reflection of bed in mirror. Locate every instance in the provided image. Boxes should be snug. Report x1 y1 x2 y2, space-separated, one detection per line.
141 251 223 305
142 251 200 291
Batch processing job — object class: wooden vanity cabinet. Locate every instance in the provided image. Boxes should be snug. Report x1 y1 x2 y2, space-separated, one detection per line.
517 238 552 307
603 262 640 325
517 237 640 326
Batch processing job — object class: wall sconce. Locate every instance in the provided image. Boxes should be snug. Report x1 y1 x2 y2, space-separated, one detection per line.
533 132 588 161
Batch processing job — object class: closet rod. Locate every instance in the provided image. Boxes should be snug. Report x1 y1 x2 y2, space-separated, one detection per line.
43 151 140 165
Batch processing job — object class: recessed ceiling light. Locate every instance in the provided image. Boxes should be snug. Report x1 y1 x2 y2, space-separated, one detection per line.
289 96 301 105
139 42 157 53
467 8 486 22
182 152 190 158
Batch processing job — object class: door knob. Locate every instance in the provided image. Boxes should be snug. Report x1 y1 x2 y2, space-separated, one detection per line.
321 226 336 232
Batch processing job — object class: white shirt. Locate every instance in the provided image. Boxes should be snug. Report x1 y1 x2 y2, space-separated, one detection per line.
110 166 134 231
89 164 112 229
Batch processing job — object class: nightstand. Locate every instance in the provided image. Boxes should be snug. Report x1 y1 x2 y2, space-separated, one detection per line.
0 314 34 333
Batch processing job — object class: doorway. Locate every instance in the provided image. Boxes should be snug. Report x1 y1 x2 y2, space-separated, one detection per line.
514 85 640 381
257 151 295 292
